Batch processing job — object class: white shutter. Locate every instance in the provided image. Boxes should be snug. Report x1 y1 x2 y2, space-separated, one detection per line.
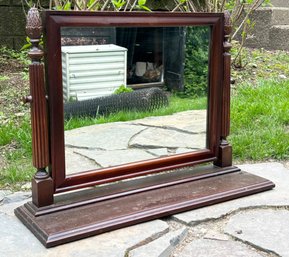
62 44 127 101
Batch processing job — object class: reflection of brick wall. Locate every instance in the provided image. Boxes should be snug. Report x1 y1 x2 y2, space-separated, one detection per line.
0 1 49 49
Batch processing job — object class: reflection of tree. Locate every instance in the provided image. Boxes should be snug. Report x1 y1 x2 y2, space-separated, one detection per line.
183 27 210 98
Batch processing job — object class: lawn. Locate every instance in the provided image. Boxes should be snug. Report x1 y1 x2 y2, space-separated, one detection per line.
230 79 289 161
0 46 288 189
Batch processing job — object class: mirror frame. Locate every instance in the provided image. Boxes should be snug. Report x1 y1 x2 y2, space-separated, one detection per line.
43 11 225 193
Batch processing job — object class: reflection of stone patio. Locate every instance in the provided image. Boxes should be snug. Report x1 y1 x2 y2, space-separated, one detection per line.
65 110 207 174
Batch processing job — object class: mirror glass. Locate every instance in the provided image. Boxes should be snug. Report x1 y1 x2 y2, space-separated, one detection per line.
60 26 211 175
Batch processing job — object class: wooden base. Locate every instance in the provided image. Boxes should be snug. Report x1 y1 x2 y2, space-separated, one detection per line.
32 177 54 207
15 166 274 248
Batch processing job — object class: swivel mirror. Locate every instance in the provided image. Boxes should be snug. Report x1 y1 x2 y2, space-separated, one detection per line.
15 9 275 248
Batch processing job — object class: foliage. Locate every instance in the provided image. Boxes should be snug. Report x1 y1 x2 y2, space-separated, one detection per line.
136 0 151 11
230 79 289 161
0 47 29 67
182 26 210 98
23 0 271 69
114 85 133 94
21 37 32 51
24 0 270 16
0 75 9 81
25 0 153 11
227 0 271 67
20 36 44 51
178 0 271 69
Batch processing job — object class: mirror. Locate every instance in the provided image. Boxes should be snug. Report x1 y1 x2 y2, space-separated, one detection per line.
44 12 225 192
60 26 211 175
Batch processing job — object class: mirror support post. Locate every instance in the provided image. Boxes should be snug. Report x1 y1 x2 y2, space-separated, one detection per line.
26 8 53 207
215 10 233 167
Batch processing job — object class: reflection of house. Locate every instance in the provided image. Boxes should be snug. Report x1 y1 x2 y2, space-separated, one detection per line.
61 27 185 91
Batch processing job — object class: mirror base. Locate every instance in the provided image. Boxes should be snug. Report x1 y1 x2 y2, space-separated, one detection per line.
15 166 274 248
32 177 54 207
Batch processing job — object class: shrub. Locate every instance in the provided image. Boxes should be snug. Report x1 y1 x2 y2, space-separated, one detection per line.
182 26 210 97
114 84 133 94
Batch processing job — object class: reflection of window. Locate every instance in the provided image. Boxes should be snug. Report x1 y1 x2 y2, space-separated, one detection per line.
116 28 164 85
60 26 212 92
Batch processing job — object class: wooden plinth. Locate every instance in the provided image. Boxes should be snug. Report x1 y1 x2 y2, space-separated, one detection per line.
15 166 274 248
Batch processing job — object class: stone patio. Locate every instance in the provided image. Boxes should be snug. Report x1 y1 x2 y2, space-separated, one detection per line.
1 162 289 256
65 110 207 174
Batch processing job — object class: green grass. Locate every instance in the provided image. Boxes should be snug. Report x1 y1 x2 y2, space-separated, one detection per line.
0 160 34 187
1 79 289 188
2 44 289 189
0 80 289 189
0 75 9 81
0 117 32 154
0 117 33 188
229 79 289 161
65 95 207 130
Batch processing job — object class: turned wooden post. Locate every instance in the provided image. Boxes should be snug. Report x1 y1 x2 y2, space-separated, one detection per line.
214 10 233 167
25 7 54 207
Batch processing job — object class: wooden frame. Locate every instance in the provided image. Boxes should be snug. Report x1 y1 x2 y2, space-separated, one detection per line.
45 11 224 193
15 9 275 248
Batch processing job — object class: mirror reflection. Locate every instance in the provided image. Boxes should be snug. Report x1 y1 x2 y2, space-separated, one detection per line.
61 26 211 175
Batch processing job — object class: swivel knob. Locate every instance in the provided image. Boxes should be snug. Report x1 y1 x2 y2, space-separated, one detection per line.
23 95 32 104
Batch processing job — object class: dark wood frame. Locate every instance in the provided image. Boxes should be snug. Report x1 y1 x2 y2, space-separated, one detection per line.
15 9 274 248
44 11 224 194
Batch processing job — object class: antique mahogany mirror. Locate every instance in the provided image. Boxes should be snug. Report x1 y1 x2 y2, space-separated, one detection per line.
15 8 274 248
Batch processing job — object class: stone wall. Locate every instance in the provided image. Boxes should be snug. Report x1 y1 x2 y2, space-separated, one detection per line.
0 0 50 49
244 2 289 51
0 0 28 49
271 0 289 7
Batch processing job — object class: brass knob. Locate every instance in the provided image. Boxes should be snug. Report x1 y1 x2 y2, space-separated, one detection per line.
23 95 32 104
